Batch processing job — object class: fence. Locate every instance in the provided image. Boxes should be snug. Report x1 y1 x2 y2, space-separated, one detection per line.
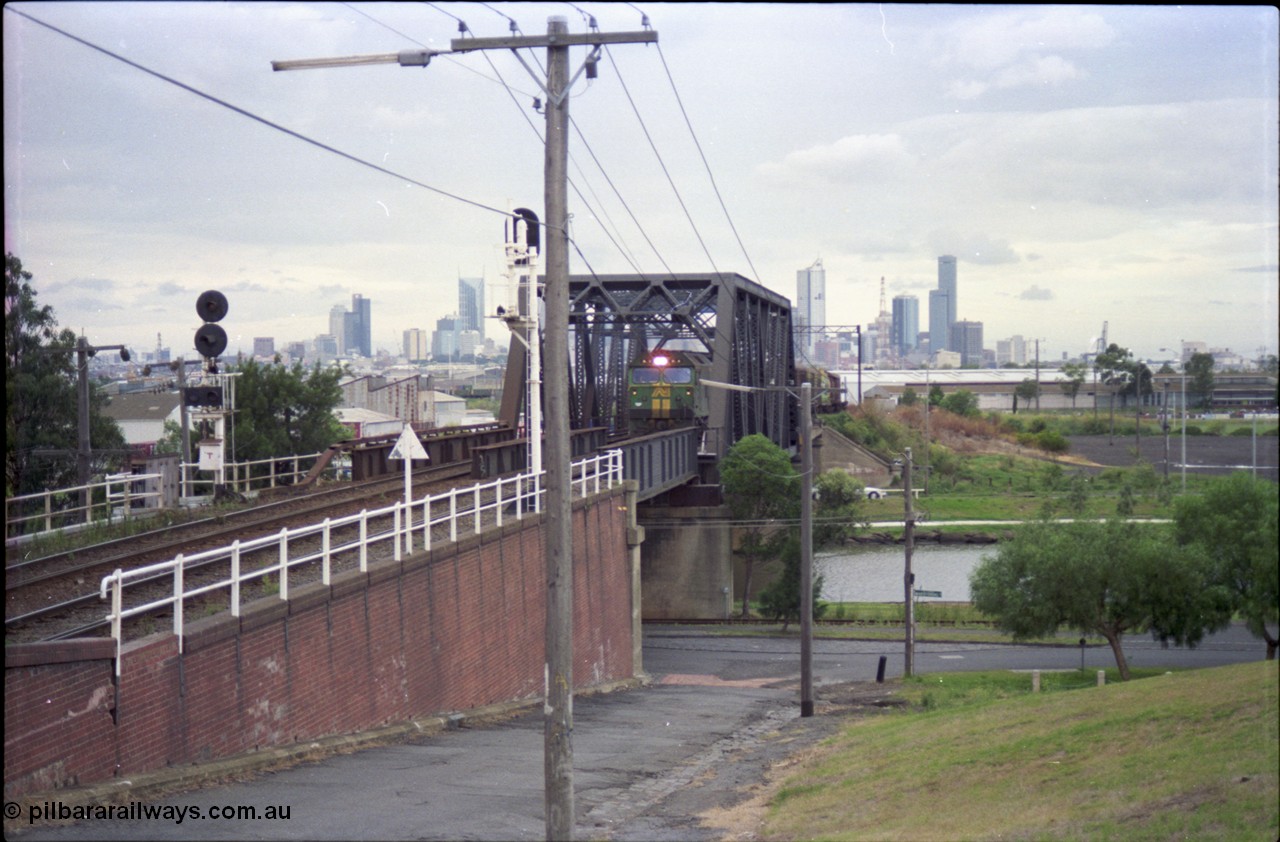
180 452 327 498
100 450 624 675
5 473 164 540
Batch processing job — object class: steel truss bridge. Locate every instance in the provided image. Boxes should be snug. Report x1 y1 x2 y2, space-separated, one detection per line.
499 273 798 463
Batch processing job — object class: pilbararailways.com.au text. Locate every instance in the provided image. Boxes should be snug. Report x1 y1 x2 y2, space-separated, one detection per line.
11 800 292 825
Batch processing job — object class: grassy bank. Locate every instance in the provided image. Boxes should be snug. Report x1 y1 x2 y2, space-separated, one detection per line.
763 661 1279 840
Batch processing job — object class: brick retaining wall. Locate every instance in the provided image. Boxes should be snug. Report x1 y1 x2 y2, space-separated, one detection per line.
4 488 633 799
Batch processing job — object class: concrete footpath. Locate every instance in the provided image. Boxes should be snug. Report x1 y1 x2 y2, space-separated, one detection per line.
7 660 849 840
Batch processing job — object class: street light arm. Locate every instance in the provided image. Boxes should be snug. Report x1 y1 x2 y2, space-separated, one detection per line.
271 49 446 71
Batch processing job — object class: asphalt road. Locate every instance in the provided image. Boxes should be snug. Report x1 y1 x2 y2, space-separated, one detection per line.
1065 432 1278 478
9 623 1271 842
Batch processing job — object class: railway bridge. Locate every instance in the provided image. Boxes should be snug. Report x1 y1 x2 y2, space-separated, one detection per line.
343 272 812 620
5 275 815 800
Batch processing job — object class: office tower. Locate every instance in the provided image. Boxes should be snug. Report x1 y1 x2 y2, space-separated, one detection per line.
329 304 348 355
458 329 482 358
458 277 485 336
252 337 275 359
433 315 459 360
403 328 429 362
351 294 372 357
930 255 958 352
891 294 919 357
949 320 984 367
795 258 825 361
314 334 338 359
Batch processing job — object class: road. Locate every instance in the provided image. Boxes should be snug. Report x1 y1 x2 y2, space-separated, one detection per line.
8 623 1271 841
1066 433 1278 478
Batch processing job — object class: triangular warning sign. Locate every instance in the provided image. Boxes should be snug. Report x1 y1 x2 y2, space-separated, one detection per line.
388 427 429 461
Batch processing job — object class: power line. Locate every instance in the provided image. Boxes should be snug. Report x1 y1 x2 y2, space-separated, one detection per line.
8 6 511 220
655 43 762 284
604 45 723 277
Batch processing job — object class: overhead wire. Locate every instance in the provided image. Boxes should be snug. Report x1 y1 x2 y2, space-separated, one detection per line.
603 45 723 277
7 6 513 221
655 43 762 285
431 4 647 277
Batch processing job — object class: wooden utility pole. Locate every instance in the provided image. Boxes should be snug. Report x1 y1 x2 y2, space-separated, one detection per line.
451 20 657 840
274 21 657 838
903 447 915 678
799 382 814 717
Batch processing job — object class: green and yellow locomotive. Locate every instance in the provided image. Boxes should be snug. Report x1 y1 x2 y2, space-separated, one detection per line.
626 350 709 432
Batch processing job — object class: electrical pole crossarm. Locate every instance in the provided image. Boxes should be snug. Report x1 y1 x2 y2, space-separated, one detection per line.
449 30 657 52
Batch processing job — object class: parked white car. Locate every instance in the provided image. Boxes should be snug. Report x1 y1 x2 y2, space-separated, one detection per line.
863 486 888 499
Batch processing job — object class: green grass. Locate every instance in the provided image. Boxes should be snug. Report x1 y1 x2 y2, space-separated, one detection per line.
764 662 1279 841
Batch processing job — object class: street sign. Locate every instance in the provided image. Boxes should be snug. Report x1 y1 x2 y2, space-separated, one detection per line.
914 589 942 598
387 427 429 462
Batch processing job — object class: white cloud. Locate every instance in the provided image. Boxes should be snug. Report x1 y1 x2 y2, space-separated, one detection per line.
757 134 915 185
940 8 1117 72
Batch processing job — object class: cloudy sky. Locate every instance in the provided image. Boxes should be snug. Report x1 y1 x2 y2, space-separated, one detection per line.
5 3 1277 365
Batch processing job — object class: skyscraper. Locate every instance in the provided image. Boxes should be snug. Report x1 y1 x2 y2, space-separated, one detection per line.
795 258 825 361
432 315 459 361
930 255 958 353
458 277 485 336
949 320 984 367
891 294 919 358
329 304 349 355
351 294 372 357
403 328 429 362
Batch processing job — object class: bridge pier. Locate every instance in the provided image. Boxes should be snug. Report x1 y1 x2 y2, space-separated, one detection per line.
638 504 734 620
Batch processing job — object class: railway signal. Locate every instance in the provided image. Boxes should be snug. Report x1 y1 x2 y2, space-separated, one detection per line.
194 290 229 363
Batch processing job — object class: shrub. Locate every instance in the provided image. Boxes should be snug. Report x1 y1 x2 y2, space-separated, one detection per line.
1035 429 1069 453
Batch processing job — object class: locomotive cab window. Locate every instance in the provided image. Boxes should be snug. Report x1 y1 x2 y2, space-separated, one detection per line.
632 368 662 384
664 367 694 384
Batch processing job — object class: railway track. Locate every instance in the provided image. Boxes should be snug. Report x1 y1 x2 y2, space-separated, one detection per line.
5 461 475 643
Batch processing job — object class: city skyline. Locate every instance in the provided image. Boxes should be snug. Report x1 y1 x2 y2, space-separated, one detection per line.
4 4 1276 364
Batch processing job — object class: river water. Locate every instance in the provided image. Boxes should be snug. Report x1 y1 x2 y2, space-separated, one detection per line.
815 543 998 603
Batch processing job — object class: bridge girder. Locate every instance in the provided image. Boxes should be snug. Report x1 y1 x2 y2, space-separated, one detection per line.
500 273 797 460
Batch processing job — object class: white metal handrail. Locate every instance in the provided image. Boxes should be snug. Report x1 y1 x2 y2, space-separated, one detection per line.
100 450 624 675
6 473 164 539
180 452 326 498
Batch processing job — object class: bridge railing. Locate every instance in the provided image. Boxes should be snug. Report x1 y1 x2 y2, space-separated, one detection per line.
99 450 624 675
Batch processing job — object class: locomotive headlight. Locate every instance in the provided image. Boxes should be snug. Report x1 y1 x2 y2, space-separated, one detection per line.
652 354 669 367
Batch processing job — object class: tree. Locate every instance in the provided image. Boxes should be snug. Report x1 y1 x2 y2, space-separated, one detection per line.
1060 362 1087 409
928 384 945 407
754 468 863 627
721 434 798 618
1094 344 1151 408
899 387 918 406
1174 472 1279 659
1184 352 1215 409
228 357 347 462
1013 378 1039 414
812 469 866 547
940 389 979 418
757 535 827 631
6 253 125 496
969 519 1232 679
